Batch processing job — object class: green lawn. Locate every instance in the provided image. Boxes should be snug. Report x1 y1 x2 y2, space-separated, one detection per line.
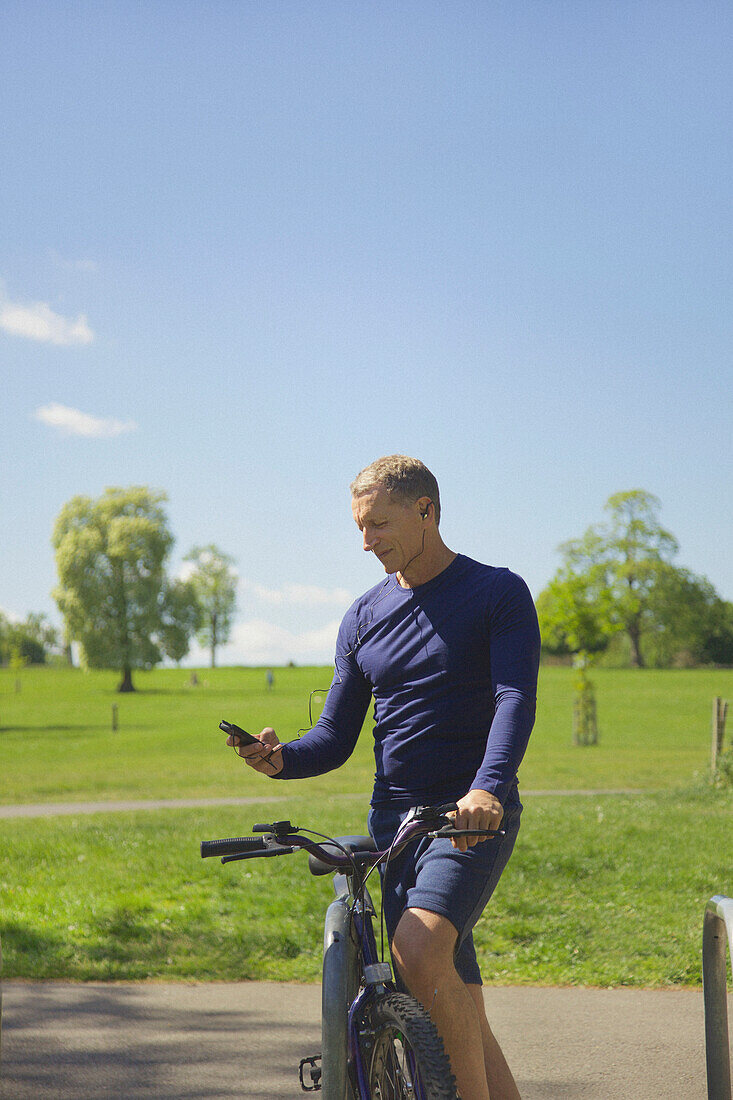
0 664 731 987
1 788 729 986
1 664 731 803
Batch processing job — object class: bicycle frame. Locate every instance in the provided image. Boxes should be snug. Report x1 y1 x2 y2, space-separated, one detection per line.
202 806 501 1099
319 834 445 1100
322 858 406 1100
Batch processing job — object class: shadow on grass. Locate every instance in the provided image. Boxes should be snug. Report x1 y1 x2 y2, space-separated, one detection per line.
0 725 104 734
108 685 255 697
0 916 315 983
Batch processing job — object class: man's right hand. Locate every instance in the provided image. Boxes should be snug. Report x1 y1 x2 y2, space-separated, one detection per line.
227 726 284 776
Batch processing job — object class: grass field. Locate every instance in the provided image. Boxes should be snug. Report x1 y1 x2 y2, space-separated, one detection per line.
2 663 731 803
1 664 731 987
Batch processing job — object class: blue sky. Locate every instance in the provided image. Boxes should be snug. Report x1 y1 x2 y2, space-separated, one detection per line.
2 1 731 665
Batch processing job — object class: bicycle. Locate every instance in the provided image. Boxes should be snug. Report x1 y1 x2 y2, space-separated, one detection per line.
201 802 503 1099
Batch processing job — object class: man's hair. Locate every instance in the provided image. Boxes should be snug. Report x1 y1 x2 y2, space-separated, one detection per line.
350 455 441 524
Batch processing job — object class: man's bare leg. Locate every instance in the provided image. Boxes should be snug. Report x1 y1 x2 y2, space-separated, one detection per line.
392 908 488 1098
466 983 521 1100
392 907 520 1100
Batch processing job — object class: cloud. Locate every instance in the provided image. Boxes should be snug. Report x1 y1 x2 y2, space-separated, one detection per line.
246 581 354 608
0 290 94 345
183 617 341 667
172 577 351 665
35 403 136 438
228 618 341 665
178 555 238 584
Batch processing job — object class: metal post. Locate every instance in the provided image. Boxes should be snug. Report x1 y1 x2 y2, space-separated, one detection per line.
712 698 728 774
703 895 733 1099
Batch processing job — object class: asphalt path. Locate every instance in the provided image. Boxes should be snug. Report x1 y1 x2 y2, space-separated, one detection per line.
0 791 642 819
1 980 723 1098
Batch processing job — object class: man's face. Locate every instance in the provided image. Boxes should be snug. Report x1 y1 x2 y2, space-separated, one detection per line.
351 485 425 576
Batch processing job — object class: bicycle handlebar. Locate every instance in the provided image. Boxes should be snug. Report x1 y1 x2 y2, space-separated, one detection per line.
201 804 504 868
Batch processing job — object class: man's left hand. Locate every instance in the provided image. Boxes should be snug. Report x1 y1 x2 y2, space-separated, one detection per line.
448 790 504 852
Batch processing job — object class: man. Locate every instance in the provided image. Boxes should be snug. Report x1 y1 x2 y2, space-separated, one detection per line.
230 455 540 1100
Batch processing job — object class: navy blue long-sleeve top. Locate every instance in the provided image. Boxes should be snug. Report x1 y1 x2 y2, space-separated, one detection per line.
279 554 541 809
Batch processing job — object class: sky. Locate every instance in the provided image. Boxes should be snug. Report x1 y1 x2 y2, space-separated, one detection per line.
1 1 731 666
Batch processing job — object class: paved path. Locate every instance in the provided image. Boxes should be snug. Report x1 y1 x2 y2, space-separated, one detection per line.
0 790 642 819
1 980 723 1098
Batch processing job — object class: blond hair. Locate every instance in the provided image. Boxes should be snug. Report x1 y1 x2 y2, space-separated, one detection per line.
350 455 441 524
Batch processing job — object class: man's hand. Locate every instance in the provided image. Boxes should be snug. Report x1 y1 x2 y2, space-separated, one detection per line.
227 726 284 776
448 789 504 852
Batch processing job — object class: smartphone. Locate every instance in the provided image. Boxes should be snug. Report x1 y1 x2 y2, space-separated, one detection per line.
219 720 259 746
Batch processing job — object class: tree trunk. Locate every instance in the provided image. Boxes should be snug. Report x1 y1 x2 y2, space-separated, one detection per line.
118 664 135 692
210 611 217 669
628 626 645 668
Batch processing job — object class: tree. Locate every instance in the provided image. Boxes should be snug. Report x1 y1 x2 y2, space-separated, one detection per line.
160 578 202 665
646 566 733 667
0 611 60 666
598 491 679 667
538 489 731 668
52 487 199 691
535 546 615 659
183 545 237 667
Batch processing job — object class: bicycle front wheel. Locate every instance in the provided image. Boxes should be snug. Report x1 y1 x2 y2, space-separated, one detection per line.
359 992 458 1100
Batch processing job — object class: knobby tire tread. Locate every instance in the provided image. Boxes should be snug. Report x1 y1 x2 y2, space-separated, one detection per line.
360 991 458 1100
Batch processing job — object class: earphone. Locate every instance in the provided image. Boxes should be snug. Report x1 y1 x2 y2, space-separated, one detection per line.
299 497 433 734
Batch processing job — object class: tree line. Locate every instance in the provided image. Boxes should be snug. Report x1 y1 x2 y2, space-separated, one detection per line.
0 611 63 668
5 485 731 689
537 489 733 668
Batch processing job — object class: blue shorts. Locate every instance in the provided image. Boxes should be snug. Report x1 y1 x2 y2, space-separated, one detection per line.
368 801 521 986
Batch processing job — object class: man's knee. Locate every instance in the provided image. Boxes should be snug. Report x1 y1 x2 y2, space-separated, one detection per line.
391 908 458 993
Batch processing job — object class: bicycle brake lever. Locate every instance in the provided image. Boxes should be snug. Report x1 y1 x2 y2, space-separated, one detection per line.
413 802 458 822
222 845 296 864
253 820 298 835
430 826 505 839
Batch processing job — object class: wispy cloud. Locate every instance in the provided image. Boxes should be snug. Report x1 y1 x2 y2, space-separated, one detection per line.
184 617 341 666
246 581 354 608
0 287 94 345
35 403 136 438
178 557 239 584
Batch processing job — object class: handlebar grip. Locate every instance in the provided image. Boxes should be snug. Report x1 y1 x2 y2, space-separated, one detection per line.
200 836 267 859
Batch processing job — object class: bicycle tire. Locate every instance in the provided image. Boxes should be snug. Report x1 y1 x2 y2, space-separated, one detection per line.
359 992 458 1100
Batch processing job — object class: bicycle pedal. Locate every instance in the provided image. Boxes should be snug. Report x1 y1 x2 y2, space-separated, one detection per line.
299 1054 322 1091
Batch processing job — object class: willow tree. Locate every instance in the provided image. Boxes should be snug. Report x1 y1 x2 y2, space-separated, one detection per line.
52 486 198 691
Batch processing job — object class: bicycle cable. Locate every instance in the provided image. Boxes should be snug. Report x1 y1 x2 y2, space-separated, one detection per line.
294 827 361 879
296 573 398 737
371 826 411 963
